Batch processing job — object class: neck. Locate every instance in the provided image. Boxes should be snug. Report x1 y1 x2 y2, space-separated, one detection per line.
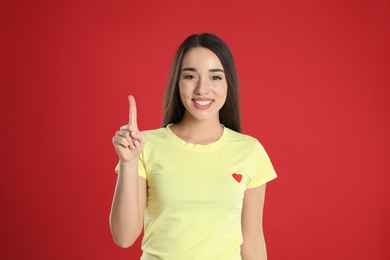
171 116 223 145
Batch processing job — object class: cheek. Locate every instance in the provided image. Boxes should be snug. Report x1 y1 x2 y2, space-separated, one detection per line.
178 84 188 104
179 81 190 95
220 85 228 105
216 83 228 99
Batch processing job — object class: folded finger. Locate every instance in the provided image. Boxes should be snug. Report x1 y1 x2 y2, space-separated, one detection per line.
113 136 130 149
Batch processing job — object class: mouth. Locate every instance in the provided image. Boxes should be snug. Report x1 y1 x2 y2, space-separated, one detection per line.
192 99 214 109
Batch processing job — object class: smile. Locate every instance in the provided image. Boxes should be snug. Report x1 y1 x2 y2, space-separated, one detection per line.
192 99 214 109
194 100 212 106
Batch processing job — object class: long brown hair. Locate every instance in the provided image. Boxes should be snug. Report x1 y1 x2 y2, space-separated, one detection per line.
163 33 241 132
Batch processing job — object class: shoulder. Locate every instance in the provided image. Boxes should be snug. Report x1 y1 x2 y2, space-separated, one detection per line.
225 128 269 158
226 128 263 149
140 127 169 146
141 127 166 137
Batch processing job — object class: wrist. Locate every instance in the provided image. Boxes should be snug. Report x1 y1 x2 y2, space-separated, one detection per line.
119 158 138 166
118 159 139 173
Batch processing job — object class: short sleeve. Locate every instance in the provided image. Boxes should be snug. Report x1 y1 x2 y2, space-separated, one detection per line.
114 152 147 179
137 152 147 179
246 140 277 189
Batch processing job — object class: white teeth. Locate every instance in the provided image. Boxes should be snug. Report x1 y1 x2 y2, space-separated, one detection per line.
194 100 212 106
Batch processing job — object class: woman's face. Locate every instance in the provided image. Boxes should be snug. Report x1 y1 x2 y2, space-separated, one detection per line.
178 47 228 123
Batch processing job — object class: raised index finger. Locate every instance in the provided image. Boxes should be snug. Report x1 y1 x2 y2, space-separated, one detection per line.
128 95 137 127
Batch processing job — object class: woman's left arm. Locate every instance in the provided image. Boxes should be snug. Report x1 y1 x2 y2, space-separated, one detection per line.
241 184 267 260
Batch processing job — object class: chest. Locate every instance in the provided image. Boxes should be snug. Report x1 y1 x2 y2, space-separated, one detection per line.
144 148 251 212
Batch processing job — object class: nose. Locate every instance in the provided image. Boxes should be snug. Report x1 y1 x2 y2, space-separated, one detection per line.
194 78 209 95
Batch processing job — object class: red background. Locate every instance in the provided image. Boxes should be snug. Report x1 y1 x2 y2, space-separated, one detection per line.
1 0 389 259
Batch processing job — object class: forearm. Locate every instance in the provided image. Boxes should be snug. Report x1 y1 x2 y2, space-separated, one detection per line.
241 233 267 260
241 184 268 260
110 161 143 248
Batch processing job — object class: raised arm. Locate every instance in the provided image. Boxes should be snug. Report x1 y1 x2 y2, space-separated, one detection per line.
110 95 147 248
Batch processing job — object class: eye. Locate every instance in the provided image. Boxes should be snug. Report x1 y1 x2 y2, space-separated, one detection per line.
211 76 222 80
184 74 197 80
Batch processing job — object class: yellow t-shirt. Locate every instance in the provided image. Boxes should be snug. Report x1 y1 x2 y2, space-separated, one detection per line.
117 124 277 259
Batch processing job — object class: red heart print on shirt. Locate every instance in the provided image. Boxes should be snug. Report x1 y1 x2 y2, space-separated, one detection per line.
232 173 242 183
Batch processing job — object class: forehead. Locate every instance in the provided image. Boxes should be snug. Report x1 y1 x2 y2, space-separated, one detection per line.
181 47 223 69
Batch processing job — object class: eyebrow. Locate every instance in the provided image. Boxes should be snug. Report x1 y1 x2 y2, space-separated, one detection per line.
181 67 225 73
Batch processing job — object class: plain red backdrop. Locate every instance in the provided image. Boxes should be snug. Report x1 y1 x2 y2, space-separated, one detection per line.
1 0 389 259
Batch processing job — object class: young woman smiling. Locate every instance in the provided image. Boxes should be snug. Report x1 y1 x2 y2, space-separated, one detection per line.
110 33 277 260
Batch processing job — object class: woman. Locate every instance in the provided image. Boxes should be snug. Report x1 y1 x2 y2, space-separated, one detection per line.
110 33 277 259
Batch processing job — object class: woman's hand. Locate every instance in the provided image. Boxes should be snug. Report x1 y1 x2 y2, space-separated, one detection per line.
112 95 146 163
110 96 147 248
